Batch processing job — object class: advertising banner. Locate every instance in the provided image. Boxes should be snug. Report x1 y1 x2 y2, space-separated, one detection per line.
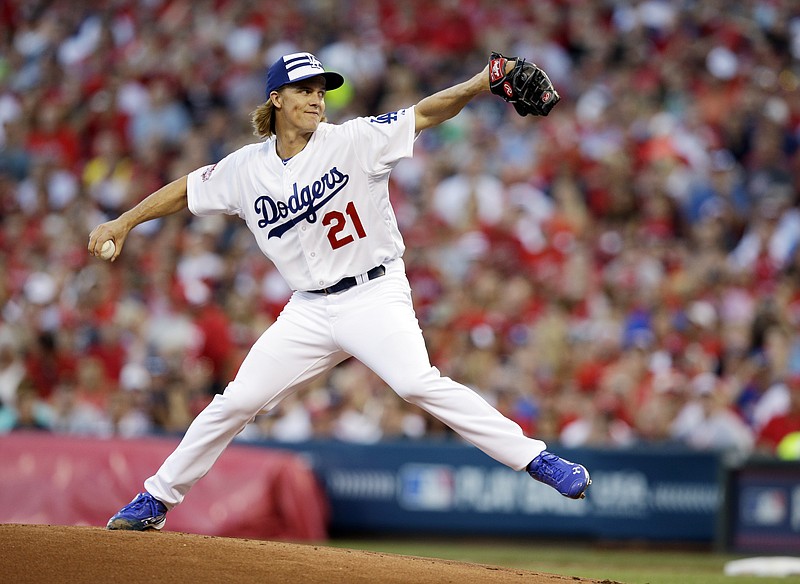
722 460 800 553
0 433 328 540
277 441 722 541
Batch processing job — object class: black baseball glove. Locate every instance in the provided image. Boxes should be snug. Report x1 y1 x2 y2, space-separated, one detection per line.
489 52 560 117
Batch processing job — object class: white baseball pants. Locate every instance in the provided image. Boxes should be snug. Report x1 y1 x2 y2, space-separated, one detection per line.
145 259 545 508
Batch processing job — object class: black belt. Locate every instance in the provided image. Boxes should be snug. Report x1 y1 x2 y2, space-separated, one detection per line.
308 265 386 295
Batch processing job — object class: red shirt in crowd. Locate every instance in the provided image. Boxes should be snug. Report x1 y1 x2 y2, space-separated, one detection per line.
757 413 800 452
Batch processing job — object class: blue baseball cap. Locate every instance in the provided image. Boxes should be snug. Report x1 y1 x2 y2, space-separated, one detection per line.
266 52 345 97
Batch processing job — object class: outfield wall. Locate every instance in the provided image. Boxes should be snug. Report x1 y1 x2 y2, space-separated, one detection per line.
5 433 798 550
270 440 722 542
0 432 328 540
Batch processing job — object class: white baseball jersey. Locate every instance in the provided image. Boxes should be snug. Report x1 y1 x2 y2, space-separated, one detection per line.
186 108 416 291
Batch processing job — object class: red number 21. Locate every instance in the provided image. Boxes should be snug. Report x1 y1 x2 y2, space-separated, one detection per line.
323 202 367 250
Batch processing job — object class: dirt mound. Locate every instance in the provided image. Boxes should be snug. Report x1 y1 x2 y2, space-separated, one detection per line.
0 524 608 583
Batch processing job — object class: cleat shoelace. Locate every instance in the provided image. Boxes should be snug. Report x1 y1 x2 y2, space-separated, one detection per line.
533 454 565 481
539 458 564 482
124 495 164 517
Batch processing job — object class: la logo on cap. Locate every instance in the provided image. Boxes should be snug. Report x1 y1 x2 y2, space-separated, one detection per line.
285 53 324 80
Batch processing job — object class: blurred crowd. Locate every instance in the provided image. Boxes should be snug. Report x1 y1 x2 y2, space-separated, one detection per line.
1 0 800 461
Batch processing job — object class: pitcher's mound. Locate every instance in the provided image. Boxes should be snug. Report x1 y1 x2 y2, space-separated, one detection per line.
0 524 609 584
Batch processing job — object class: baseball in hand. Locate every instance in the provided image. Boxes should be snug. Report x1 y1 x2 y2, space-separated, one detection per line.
100 240 116 260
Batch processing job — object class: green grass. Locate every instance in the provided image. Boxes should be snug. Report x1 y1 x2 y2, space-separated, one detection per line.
328 538 798 584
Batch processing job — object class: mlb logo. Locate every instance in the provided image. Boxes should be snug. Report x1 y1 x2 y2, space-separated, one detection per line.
397 464 455 511
741 487 787 526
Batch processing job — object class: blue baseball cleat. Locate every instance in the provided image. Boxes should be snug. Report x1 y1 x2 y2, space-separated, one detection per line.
527 450 591 499
106 492 168 531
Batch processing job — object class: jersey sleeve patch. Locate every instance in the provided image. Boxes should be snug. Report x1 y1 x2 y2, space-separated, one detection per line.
369 111 400 124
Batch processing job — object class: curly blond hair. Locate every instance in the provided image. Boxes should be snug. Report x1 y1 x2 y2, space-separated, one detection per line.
251 101 276 139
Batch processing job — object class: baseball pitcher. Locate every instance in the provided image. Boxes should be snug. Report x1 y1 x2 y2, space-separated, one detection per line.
90 51 589 531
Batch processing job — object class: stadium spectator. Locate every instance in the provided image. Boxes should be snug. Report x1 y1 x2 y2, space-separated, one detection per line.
0 326 25 410
756 374 800 454
11 382 52 432
671 372 755 459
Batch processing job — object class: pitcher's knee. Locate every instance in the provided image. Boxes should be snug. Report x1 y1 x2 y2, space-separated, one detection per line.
391 366 444 403
213 386 262 423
